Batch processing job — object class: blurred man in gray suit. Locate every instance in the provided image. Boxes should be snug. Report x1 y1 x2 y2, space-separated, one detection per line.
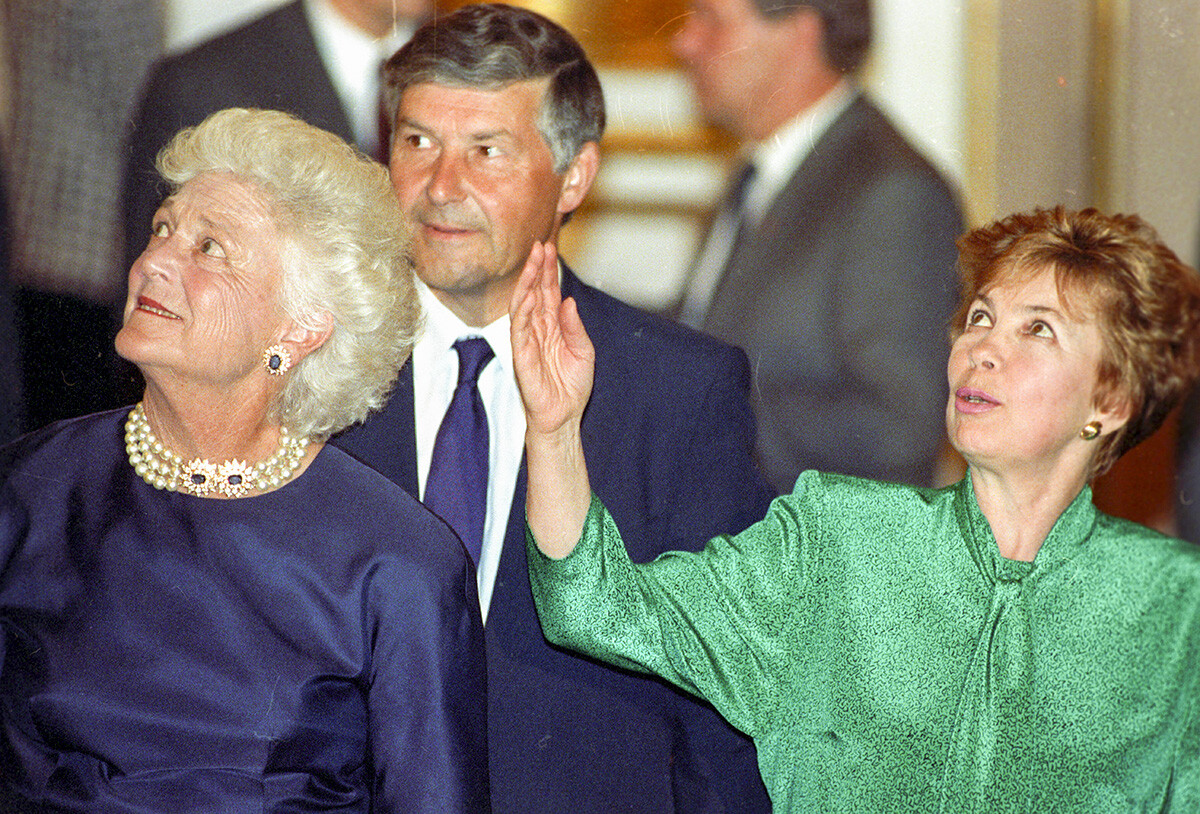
673 0 963 494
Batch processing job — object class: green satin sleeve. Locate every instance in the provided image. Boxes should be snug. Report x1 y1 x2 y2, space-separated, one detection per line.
528 488 815 738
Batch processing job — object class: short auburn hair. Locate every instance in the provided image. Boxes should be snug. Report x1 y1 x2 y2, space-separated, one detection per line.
951 206 1200 478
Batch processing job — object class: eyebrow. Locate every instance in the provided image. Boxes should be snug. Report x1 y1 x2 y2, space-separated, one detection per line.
396 117 516 143
975 293 1065 319
156 198 237 239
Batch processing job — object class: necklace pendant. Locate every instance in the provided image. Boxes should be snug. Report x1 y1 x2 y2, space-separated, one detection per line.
217 460 255 498
180 459 218 496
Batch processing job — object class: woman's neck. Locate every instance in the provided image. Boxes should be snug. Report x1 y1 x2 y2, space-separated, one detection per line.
141 380 281 464
968 463 1090 562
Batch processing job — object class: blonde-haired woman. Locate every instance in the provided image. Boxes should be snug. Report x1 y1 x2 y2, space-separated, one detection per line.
1 109 488 811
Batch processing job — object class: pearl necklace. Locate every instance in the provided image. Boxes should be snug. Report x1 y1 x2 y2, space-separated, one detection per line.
125 403 309 498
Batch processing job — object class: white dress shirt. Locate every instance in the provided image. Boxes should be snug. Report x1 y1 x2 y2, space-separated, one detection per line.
680 80 856 327
411 281 526 623
303 0 413 156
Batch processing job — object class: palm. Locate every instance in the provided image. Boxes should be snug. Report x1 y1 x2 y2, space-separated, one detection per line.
510 242 595 436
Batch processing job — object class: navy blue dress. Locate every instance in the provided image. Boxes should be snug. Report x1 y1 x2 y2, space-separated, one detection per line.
0 410 490 812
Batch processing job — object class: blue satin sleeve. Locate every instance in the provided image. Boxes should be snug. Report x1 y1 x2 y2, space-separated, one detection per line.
363 546 489 811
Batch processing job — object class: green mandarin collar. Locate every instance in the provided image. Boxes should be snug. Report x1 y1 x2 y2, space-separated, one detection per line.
953 475 1097 585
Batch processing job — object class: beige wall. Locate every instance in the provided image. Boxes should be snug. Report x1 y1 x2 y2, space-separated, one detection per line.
967 0 1095 222
1117 1 1200 263
967 0 1200 260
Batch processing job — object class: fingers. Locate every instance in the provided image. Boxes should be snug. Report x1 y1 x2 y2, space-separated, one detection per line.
538 242 560 301
509 241 545 323
559 296 593 362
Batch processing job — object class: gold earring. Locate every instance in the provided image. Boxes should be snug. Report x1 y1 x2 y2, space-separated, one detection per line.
1080 421 1102 441
263 344 292 375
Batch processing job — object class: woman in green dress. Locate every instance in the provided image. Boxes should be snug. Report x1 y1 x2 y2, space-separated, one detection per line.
510 206 1200 812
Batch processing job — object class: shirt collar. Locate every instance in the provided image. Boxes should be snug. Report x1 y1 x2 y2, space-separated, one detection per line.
305 0 412 55
742 80 856 224
954 475 1098 585
415 278 513 373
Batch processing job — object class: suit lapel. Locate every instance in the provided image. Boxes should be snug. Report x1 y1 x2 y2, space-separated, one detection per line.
488 457 530 640
265 1 357 146
749 96 872 254
706 97 870 332
387 360 420 495
489 268 597 631
335 359 419 495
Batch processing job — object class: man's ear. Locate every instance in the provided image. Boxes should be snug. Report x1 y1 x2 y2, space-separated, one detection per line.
276 310 335 367
557 141 600 217
773 5 837 77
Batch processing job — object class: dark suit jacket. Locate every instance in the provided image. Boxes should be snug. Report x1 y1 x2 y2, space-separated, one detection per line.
335 269 774 813
0 165 22 444
122 0 353 272
701 95 964 494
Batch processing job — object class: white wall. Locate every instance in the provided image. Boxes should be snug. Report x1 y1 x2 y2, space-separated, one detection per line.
870 0 966 187
165 0 289 53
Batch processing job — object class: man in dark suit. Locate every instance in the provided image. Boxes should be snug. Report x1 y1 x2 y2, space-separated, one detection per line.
334 5 773 812
122 0 429 273
673 0 964 494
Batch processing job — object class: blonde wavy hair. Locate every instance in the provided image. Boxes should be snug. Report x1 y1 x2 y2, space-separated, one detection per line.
156 108 420 439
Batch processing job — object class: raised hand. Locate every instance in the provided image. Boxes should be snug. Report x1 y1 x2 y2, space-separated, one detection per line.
510 241 595 438
509 241 595 558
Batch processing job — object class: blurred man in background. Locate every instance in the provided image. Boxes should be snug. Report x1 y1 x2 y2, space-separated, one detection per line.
672 0 963 494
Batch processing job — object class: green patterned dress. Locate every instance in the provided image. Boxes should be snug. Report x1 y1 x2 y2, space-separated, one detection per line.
528 472 1200 812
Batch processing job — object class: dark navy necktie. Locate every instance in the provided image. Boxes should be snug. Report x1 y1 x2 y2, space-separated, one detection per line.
723 160 758 267
424 337 494 565
679 160 757 329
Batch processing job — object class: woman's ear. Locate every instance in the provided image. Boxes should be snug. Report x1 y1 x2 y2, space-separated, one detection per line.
276 310 334 367
1092 388 1133 438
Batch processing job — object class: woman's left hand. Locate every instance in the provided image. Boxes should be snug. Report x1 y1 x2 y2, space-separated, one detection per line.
509 241 595 440
509 241 595 559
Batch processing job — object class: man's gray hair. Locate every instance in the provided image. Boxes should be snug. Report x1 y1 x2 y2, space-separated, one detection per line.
754 0 871 74
382 3 605 173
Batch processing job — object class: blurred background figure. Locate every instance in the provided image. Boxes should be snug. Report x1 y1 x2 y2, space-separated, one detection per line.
1174 225 1200 545
1179 387 1200 544
123 0 433 278
0 164 23 445
670 0 963 494
3 0 160 431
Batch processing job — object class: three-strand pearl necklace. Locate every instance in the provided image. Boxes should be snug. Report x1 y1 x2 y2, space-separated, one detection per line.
125 403 309 498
